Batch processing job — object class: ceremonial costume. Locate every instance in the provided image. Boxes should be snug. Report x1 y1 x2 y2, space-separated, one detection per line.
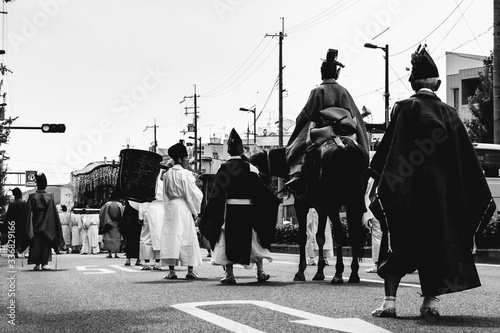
285 49 369 188
369 45 495 319
140 172 165 269
17 173 64 270
69 210 82 253
59 206 71 252
119 200 144 264
99 195 124 254
4 188 27 256
200 129 280 284
160 143 203 279
81 212 100 255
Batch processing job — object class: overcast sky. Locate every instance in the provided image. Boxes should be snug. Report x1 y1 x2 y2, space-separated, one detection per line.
1 0 494 189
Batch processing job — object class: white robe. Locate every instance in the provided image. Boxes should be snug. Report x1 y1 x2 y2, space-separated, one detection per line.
305 208 334 259
140 174 165 260
81 214 100 254
160 164 203 267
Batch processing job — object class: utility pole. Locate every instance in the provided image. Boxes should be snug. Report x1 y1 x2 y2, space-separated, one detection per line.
494 0 500 143
181 85 200 171
144 118 158 153
266 17 286 225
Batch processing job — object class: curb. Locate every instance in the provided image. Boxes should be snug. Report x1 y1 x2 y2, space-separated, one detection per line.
270 244 500 265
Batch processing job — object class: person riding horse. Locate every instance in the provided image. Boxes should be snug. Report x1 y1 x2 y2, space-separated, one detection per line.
285 48 370 193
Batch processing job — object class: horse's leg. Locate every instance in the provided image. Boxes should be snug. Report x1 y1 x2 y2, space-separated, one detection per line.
346 202 363 283
293 198 308 281
329 210 345 284
312 210 327 281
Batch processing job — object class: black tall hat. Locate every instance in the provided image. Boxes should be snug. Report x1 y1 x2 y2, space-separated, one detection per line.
321 49 344 80
227 128 243 156
168 142 188 161
36 172 47 190
409 44 439 81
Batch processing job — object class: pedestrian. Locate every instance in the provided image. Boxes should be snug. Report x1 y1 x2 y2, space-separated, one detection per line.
17 173 64 270
140 172 165 271
368 45 496 320
99 191 124 259
119 200 144 266
305 208 333 266
69 207 82 254
160 142 203 279
59 205 71 253
199 129 280 284
362 177 381 273
80 208 100 255
284 48 369 191
2 188 27 258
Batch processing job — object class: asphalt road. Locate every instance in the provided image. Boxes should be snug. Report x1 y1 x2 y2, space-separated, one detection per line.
1 250 499 333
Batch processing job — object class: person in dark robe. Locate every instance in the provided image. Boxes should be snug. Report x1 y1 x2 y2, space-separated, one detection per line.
199 128 280 284
368 45 496 320
18 173 64 270
99 191 124 259
2 188 27 258
119 199 143 266
284 48 369 190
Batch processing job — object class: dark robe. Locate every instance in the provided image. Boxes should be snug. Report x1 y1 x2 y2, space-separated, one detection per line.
3 198 27 248
18 190 64 264
286 79 370 165
369 90 496 296
199 157 280 265
99 200 124 252
119 201 142 259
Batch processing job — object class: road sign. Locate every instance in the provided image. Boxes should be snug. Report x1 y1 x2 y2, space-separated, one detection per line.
25 170 37 187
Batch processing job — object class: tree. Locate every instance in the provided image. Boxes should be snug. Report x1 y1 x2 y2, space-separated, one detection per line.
464 51 493 143
0 117 16 218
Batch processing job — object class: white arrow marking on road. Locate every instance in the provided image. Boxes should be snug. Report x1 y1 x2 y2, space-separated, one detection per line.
172 300 392 333
76 265 116 274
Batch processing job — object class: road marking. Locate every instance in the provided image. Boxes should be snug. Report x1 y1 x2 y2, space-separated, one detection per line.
109 264 145 272
172 300 392 333
76 265 116 274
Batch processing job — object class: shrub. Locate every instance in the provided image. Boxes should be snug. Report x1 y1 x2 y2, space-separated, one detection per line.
274 224 299 245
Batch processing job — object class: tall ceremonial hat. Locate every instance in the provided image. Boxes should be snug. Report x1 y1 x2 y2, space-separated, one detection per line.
321 48 345 80
409 44 439 81
168 142 188 161
227 128 243 156
11 187 22 198
35 172 48 190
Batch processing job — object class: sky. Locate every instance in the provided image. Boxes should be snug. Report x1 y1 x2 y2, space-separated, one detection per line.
0 0 494 190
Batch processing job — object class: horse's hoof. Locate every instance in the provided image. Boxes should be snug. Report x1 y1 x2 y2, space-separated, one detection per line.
293 272 306 282
330 276 344 284
312 273 325 281
348 275 360 283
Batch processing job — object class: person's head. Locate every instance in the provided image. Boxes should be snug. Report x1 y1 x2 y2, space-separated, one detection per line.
408 44 441 92
35 172 47 190
61 205 67 212
168 142 189 168
321 49 344 80
227 128 243 156
11 187 22 199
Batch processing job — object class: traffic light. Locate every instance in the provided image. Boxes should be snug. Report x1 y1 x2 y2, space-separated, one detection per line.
41 124 66 133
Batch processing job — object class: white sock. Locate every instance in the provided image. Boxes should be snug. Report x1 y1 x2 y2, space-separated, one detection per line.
422 296 438 308
382 296 396 308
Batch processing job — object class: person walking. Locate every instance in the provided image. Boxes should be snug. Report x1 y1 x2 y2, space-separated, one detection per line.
160 142 203 279
305 208 334 266
99 191 124 259
140 172 166 271
59 205 71 253
17 173 64 270
69 208 82 254
3 188 27 258
119 200 144 266
80 208 100 255
368 45 496 320
199 129 280 284
362 177 381 273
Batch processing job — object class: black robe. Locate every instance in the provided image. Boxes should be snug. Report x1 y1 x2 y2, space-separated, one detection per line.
199 157 280 265
369 90 495 296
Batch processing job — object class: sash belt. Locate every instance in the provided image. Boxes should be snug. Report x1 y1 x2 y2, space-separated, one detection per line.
226 199 252 205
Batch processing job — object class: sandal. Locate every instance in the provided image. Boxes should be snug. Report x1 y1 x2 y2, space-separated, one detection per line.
186 271 199 279
257 272 270 282
163 272 177 280
372 306 396 317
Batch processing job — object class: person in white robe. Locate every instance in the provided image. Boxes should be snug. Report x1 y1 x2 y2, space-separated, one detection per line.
80 209 100 255
160 143 203 279
69 208 82 253
140 171 166 270
305 208 334 266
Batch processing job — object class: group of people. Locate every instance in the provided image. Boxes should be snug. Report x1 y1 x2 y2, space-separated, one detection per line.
3 44 494 320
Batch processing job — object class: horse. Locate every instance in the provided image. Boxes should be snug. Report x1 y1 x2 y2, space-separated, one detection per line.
250 107 369 283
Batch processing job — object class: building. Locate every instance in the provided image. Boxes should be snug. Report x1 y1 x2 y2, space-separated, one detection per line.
445 51 487 120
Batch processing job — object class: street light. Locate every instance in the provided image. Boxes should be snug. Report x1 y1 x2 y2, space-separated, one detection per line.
239 107 256 144
188 136 201 172
364 42 389 129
